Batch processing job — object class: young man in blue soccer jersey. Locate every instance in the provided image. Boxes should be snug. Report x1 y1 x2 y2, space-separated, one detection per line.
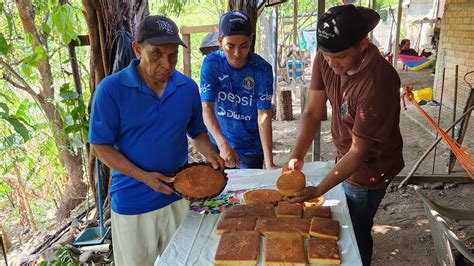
200 11 276 170
88 15 224 265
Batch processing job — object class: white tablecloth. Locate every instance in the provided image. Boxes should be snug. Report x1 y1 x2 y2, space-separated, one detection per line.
156 161 362 265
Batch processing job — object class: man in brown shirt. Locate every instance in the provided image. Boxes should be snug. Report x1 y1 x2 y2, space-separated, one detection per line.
284 5 404 266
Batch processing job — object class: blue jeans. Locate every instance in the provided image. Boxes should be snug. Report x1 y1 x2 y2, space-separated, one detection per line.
211 144 263 169
342 181 386 266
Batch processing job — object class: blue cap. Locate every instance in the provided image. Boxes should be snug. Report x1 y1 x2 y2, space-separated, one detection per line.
219 11 252 36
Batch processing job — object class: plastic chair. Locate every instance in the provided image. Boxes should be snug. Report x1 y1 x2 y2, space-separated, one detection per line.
414 186 474 265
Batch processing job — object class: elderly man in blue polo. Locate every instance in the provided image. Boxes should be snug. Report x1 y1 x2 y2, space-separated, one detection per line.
88 15 224 265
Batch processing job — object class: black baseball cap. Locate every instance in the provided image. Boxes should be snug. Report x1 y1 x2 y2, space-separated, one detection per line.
219 11 252 36
136 15 187 48
317 5 380 53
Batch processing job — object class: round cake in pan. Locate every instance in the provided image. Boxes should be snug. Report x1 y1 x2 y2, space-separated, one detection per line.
243 189 283 205
276 170 306 196
173 163 227 200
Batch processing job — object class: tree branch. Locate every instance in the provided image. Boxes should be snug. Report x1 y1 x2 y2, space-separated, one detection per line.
0 58 38 98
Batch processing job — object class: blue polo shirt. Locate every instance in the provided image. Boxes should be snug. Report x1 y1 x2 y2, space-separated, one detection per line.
200 50 273 157
89 59 207 215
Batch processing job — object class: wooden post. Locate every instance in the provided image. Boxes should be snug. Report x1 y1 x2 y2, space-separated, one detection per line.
369 0 377 40
317 0 325 19
393 0 403 68
317 0 327 121
293 0 298 46
272 7 279 105
432 68 445 174
68 43 83 95
183 34 191 77
312 0 326 162
180 24 218 77
276 90 293 121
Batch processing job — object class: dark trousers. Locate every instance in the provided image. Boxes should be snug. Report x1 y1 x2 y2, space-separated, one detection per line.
211 144 263 169
342 181 386 266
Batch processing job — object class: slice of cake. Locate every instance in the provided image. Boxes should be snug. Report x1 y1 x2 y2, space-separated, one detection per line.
243 189 283 205
254 218 310 237
307 238 341 264
216 217 258 235
223 204 275 219
214 231 260 265
276 202 303 218
309 217 340 240
265 233 306 265
303 205 332 219
304 196 325 207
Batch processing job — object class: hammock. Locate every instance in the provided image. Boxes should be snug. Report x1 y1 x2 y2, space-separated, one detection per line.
401 87 474 179
399 54 436 71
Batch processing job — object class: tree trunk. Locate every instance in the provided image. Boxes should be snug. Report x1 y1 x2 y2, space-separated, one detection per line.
228 0 258 52
82 0 148 217
14 0 88 219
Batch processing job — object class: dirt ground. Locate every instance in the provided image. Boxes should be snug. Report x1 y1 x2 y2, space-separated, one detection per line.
2 69 473 265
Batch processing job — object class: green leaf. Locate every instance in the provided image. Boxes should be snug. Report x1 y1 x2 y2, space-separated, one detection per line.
34 46 48 60
21 64 32 78
25 33 34 46
33 122 49 130
60 90 79 100
59 83 70 92
1 134 18 148
4 116 30 142
64 124 83 134
0 34 9 55
60 83 80 100
0 3 13 35
39 138 57 158
1 164 13 175
0 102 9 114
41 22 51 34
15 100 29 120
70 104 85 121
0 92 14 104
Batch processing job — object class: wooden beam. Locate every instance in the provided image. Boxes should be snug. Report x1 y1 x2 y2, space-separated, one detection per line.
393 0 403 68
68 43 83 96
182 34 191 77
180 24 219 35
393 175 473 183
70 35 90 47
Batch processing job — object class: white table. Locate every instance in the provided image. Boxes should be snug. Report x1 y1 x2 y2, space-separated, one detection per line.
156 161 362 265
